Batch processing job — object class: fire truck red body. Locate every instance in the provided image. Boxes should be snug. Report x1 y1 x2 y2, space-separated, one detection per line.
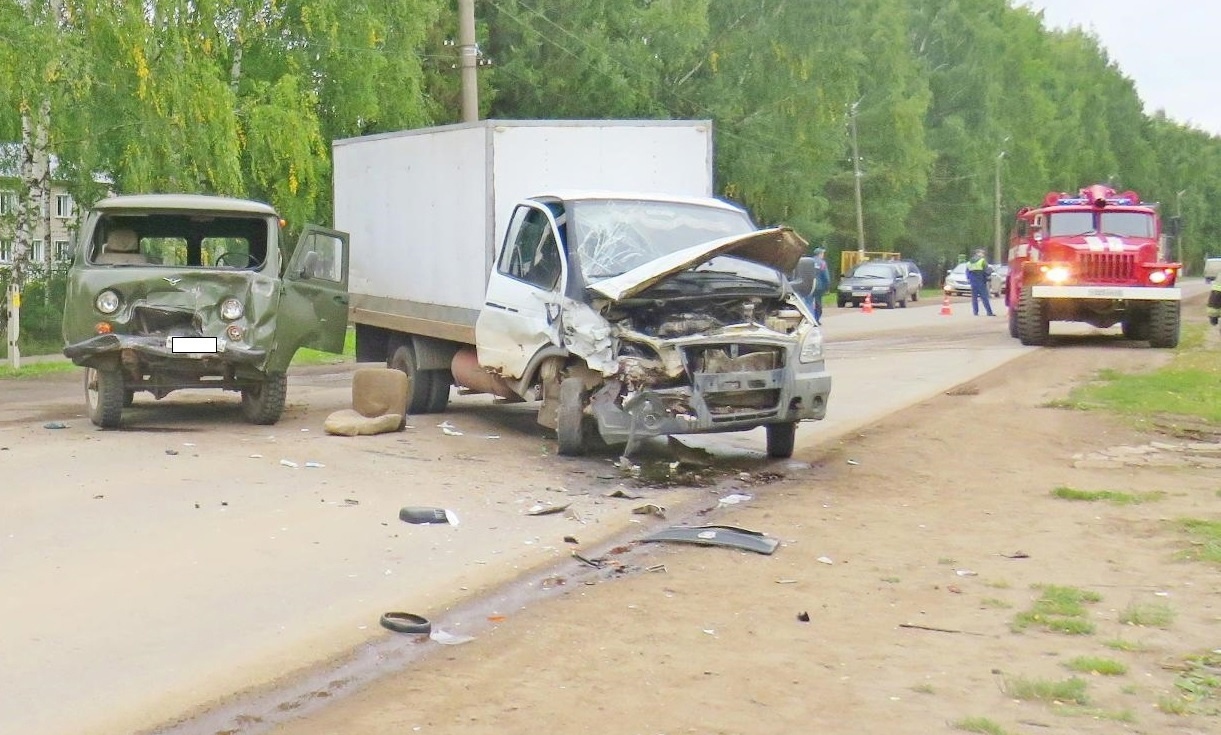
1006 184 1181 347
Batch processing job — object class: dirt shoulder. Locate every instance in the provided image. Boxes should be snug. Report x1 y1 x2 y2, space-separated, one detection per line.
256 328 1220 733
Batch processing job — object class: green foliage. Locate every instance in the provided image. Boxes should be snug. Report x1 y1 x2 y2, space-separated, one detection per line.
1118 601 1175 628
1159 651 1221 716
1064 656 1127 676
1051 486 1165 505
1012 585 1100 635
1005 675 1090 705
952 717 1010 735
1177 518 1221 564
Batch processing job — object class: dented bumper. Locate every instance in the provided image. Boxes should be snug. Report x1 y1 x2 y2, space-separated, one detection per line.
63 333 266 368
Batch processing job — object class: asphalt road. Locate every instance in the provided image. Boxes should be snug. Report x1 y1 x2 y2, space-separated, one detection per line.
1 289 1199 735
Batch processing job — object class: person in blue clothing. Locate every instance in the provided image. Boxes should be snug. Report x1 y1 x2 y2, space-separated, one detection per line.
965 248 995 316
794 247 831 322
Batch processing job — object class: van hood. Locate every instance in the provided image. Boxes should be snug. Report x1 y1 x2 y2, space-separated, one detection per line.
586 227 807 302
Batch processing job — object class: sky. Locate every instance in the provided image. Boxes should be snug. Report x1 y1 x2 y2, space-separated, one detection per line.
1021 0 1221 137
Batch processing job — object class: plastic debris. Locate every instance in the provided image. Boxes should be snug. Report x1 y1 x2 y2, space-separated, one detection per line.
641 525 780 555
718 493 753 506
250 454 263 459
279 459 299 468
437 421 463 436
605 489 645 500
817 556 834 565
43 422 68 430
399 506 457 525
955 569 978 577
429 628 474 645
846 459 860 466
304 461 325 468
632 503 667 518
165 449 179 456
526 502 570 516
797 611 810 622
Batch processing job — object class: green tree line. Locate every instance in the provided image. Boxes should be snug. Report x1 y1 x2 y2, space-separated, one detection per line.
2 0 1218 281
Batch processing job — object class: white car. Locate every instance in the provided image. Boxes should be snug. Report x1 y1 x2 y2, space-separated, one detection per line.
943 263 972 296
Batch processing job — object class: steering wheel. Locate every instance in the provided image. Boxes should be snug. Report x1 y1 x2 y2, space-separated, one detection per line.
215 252 251 268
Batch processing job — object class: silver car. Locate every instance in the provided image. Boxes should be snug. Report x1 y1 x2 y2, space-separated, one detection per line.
943 263 972 296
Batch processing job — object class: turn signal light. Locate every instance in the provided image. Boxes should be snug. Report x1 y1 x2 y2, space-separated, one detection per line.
226 324 244 341
95 322 113 334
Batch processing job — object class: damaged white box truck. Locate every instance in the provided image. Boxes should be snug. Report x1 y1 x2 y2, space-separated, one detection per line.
335 119 830 458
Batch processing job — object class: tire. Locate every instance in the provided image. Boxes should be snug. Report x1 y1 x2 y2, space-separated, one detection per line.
388 344 434 414
427 370 451 413
765 422 797 459
899 296 908 308
1007 307 1019 339
241 372 288 425
837 296 847 308
1147 300 1180 348
85 367 124 429
556 377 587 456
1016 287 1049 346
379 612 431 635
912 290 919 302
1121 314 1150 341
885 291 896 309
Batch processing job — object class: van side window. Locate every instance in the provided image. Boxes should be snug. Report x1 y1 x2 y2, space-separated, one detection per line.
498 206 562 291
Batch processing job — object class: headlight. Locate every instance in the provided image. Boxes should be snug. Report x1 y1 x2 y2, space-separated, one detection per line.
799 327 824 363
95 290 120 314
1148 270 1167 284
220 298 244 321
1041 265 1071 284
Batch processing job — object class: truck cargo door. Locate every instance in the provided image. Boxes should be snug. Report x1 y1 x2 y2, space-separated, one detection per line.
271 225 350 368
477 203 566 380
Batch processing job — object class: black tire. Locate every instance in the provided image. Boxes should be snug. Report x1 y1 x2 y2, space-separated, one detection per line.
241 372 288 425
911 290 919 302
1016 287 1049 346
837 295 847 308
765 422 797 459
1147 300 1180 348
899 296 908 308
1121 314 1150 341
556 376 587 457
427 370 451 413
1007 307 1019 339
379 612 431 635
85 367 124 429
885 291 896 309
388 344 435 414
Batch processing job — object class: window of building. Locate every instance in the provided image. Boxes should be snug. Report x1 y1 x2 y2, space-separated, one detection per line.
55 193 74 219
0 240 11 263
54 239 71 260
0 190 14 216
31 239 45 263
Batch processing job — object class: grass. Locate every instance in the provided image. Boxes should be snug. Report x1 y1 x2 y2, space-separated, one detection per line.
1159 651 1221 716
1119 601 1176 628
1064 656 1128 676
980 597 1012 609
1177 518 1221 563
1051 486 1165 505
910 683 935 695
1065 326 1221 424
952 717 1010 735
1012 585 1101 635
1103 638 1148 653
1005 675 1090 705
0 359 76 379
291 326 356 366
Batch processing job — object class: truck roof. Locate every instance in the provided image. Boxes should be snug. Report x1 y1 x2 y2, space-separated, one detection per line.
530 190 744 212
90 194 279 216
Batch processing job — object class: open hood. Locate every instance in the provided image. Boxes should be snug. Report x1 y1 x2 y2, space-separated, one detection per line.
587 227 807 302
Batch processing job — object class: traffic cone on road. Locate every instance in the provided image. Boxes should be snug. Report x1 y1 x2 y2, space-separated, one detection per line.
939 294 953 316
862 293 874 314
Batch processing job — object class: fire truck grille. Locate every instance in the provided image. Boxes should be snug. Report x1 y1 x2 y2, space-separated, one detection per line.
1076 252 1136 284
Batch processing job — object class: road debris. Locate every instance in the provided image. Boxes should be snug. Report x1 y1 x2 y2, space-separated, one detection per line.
563 535 579 544
304 461 325 468
399 506 459 525
645 564 667 573
1000 551 1030 559
632 503 667 518
279 459 299 468
846 459 859 466
379 612 431 635
165 449 179 456
605 489 645 500
817 556 834 565
898 623 986 636
437 421 463 436
430 628 474 645
640 525 780 555
572 552 603 568
43 422 68 430
955 569 978 577
718 493 752 506
526 502 571 516
797 611 810 622
775 579 798 584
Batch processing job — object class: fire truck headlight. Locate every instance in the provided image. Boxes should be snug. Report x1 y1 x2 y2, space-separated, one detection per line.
1148 270 1168 284
1043 266 1071 284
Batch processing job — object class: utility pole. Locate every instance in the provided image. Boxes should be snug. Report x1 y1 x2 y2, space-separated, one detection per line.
5 280 19 370
993 137 1010 265
849 99 865 256
458 0 479 123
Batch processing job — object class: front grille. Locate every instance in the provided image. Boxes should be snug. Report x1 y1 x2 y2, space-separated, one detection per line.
1076 252 1135 284
685 344 784 373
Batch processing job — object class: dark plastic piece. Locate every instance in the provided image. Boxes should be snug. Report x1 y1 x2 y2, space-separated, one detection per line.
640 524 780 555
399 506 450 524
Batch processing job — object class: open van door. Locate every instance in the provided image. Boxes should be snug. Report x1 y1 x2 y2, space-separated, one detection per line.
269 226 350 370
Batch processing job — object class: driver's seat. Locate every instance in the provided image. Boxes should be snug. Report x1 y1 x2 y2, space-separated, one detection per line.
96 229 149 265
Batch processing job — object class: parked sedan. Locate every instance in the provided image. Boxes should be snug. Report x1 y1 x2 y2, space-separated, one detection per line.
837 262 912 308
943 263 972 296
896 260 923 301
990 264 1009 296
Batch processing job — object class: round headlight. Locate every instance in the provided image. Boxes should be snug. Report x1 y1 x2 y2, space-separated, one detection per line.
1148 270 1167 284
95 290 120 314
220 298 244 321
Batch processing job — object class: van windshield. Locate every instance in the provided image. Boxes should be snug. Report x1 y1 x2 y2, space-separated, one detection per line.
571 199 756 281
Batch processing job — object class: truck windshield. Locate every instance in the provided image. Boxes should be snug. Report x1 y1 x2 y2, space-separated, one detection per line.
1047 210 1154 238
571 199 756 280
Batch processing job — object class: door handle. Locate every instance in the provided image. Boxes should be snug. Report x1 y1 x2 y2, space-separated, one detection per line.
333 294 349 304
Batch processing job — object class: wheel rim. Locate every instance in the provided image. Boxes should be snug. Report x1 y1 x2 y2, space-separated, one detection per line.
85 368 100 413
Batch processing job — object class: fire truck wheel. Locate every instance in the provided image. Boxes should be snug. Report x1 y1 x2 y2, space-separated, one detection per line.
1008 307 1019 339
1017 287 1049 346
1121 314 1151 341
1147 301 1181 348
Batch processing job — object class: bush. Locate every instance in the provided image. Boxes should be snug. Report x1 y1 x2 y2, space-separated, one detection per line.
0 265 69 357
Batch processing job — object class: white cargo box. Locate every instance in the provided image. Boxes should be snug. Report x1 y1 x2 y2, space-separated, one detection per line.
335 119 714 341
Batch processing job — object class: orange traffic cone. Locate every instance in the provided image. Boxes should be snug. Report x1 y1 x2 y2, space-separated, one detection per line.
861 292 874 314
939 294 953 316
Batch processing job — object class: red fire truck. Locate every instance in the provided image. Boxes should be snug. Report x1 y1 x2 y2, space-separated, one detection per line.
1006 184 1181 347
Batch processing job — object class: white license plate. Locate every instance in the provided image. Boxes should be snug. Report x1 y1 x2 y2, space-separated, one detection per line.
853 291 870 296
169 336 218 353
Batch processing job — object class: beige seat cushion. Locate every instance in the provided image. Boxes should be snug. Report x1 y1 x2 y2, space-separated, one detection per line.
324 409 403 437
351 368 408 419
96 229 149 265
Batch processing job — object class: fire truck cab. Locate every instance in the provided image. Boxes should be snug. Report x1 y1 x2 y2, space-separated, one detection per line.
1006 184 1181 348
